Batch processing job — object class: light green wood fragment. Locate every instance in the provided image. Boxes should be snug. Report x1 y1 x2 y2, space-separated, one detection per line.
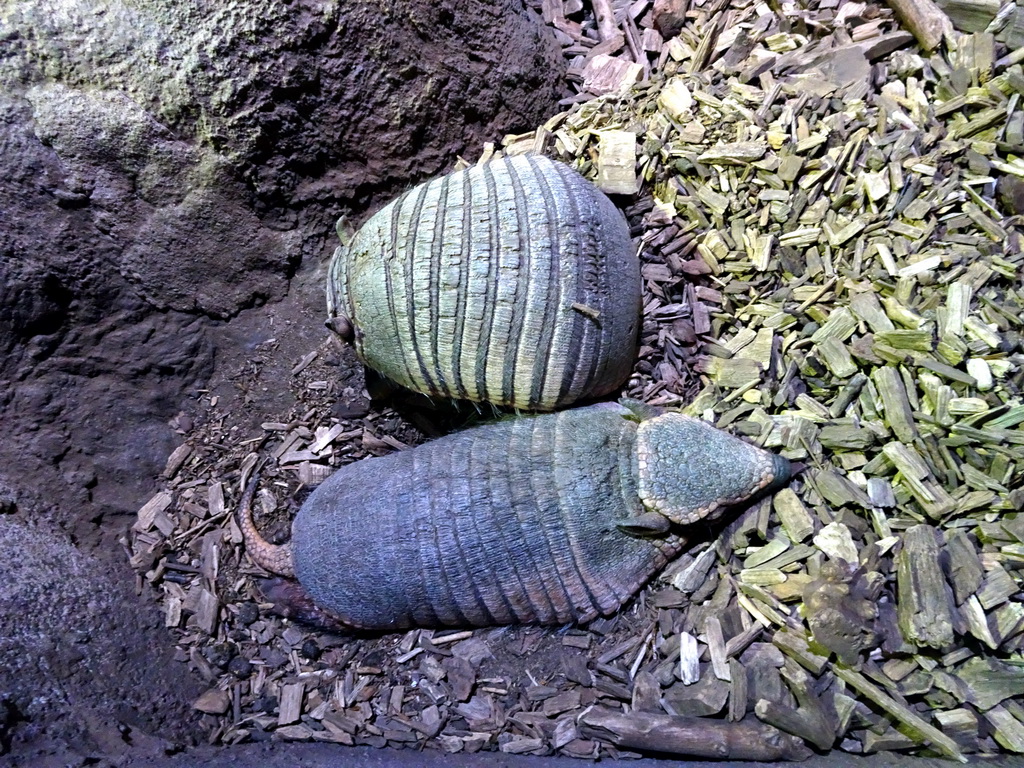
737 327 774 365
962 596 1000 649
897 525 955 650
874 329 933 352
817 337 858 378
697 141 768 165
810 306 858 344
744 536 791 569
794 393 830 420
964 315 1002 347
701 356 762 388
961 464 1006 492
829 372 868 418
723 327 757 354
773 488 816 542
882 296 926 329
818 423 876 450
777 154 803 182
991 406 1024 429
825 219 865 247
986 705 1024 753
943 283 972 338
993 603 1024 645
872 367 918 443
949 397 990 415
696 184 730 216
810 469 872 509
831 663 966 761
773 629 829 676
763 311 798 329
976 564 1018 610
813 521 859 563
955 490 1000 514
849 292 895 333
738 568 787 585
936 335 968 366
778 227 821 247
881 442 957 518
755 543 817 571
918 357 978 386
951 424 1024 445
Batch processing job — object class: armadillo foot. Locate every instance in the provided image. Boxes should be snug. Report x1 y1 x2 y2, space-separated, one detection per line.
259 577 352 633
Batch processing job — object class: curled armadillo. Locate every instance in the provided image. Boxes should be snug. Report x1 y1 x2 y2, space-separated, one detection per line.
326 154 641 411
239 401 791 632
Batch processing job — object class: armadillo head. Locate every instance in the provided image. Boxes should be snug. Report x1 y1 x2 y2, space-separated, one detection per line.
635 412 791 525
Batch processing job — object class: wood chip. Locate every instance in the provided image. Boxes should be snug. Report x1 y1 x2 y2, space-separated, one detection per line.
597 129 637 194
579 706 812 761
193 688 230 715
277 682 305 726
897 525 956 650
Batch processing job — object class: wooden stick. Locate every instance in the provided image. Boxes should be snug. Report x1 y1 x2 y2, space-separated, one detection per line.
897 523 956 650
755 660 839 752
688 8 729 74
579 707 813 761
592 0 619 41
886 0 957 51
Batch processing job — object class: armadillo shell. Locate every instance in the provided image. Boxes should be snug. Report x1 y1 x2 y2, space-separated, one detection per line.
327 154 640 411
292 405 683 631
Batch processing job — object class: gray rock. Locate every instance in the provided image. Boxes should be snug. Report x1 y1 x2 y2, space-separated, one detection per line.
1 0 566 266
25 83 294 319
0 515 201 756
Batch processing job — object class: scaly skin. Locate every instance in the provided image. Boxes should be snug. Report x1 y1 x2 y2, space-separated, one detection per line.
325 155 641 411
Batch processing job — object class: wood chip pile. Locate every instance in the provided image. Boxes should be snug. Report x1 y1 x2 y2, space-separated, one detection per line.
129 0 1024 761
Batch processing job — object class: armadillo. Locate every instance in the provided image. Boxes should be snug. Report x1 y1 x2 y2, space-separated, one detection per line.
239 401 791 631
326 154 641 411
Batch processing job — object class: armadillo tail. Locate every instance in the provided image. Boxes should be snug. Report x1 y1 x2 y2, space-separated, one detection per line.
236 467 296 578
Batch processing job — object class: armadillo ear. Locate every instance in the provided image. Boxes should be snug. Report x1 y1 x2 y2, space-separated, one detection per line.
616 511 672 538
635 413 791 525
